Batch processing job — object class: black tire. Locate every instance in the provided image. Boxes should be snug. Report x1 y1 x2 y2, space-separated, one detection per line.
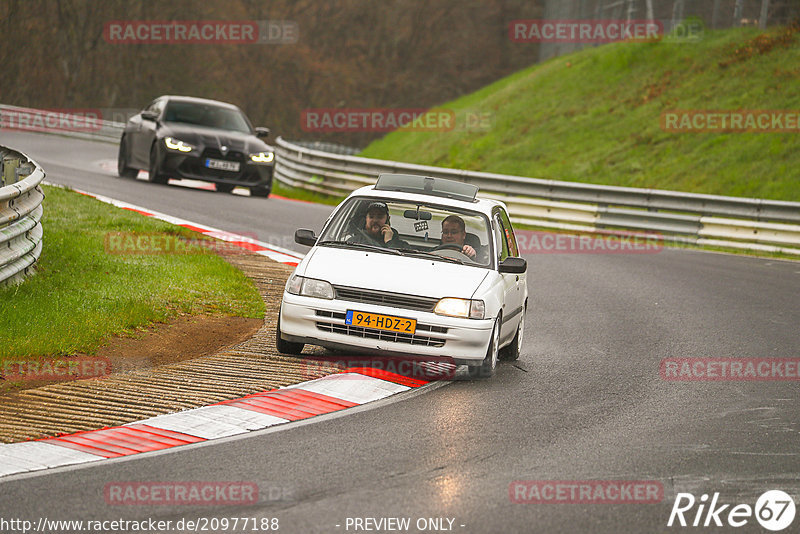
468 318 500 378
117 137 138 178
250 184 271 198
215 183 236 193
276 314 304 355
148 144 168 185
500 311 525 361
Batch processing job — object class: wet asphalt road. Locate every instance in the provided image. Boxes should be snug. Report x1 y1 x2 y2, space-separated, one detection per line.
1 131 799 533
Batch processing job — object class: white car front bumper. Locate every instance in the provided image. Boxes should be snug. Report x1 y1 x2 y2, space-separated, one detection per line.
279 292 494 363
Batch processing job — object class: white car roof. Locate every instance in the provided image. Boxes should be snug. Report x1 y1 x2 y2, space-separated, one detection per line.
347 184 507 216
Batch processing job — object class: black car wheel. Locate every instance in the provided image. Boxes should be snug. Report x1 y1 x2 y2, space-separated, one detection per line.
215 183 236 193
276 314 304 355
500 310 525 361
148 144 169 184
117 136 138 178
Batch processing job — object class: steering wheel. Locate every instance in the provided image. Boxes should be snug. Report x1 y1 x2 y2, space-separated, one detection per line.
430 243 472 261
431 243 464 252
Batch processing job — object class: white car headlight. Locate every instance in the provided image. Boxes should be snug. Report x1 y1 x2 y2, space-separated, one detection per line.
286 275 334 300
164 137 194 152
250 151 274 163
286 274 303 294
434 298 485 319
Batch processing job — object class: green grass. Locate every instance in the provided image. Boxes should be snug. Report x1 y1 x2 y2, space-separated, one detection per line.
360 24 800 201
0 185 265 361
272 179 344 206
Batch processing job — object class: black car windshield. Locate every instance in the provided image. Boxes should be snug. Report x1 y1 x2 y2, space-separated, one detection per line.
163 101 252 133
317 197 493 267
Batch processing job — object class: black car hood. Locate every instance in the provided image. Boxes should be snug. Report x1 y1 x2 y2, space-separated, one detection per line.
160 123 271 154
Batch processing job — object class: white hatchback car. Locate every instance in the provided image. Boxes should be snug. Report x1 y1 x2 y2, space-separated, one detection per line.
277 174 528 377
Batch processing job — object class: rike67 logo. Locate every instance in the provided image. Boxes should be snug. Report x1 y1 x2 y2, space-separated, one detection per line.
668 490 796 531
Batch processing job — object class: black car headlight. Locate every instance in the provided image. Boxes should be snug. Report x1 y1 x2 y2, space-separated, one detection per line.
164 137 194 153
249 151 274 164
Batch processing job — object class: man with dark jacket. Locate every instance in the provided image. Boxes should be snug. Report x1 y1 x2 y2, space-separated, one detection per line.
349 201 409 248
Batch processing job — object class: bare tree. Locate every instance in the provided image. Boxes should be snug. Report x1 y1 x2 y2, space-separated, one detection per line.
733 0 745 26
672 0 685 28
711 0 721 28
759 0 771 28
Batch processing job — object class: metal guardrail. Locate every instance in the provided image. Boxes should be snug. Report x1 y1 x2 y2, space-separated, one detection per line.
0 146 45 285
0 104 125 144
273 137 800 255
288 140 361 156
2 104 797 255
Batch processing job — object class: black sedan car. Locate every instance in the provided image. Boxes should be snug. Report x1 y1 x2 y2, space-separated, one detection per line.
117 95 274 197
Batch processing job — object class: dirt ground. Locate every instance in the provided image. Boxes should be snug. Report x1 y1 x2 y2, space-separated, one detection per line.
1 315 263 394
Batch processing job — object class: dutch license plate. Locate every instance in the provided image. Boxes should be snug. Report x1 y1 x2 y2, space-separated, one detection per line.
345 310 416 334
205 158 240 172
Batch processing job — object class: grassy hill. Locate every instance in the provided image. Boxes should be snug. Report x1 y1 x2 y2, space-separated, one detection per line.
360 24 800 201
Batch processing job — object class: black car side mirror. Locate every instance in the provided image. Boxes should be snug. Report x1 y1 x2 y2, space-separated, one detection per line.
295 229 317 247
498 257 527 274
141 110 158 121
255 127 270 139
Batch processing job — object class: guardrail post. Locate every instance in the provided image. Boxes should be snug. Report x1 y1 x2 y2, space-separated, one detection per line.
16 162 33 180
2 155 18 186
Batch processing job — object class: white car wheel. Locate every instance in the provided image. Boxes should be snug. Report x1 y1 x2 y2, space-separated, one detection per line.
500 313 524 361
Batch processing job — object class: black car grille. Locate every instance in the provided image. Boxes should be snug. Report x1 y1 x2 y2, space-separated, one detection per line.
315 310 447 334
200 135 246 152
314 310 447 347
177 148 265 183
332 285 439 313
315 322 445 347
202 147 245 162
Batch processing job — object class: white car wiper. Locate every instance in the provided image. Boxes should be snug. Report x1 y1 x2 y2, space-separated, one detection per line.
396 248 464 265
317 240 401 255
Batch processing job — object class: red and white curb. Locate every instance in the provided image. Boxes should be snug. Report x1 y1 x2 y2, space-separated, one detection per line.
0 368 431 478
0 186 445 479
43 181 305 266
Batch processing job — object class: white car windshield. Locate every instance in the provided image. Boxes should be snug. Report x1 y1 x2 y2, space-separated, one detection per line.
317 197 493 267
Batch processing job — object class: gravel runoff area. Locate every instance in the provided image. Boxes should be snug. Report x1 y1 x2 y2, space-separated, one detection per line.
0 250 341 443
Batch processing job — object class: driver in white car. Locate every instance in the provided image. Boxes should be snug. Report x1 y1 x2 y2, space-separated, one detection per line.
350 201 409 249
441 215 478 260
